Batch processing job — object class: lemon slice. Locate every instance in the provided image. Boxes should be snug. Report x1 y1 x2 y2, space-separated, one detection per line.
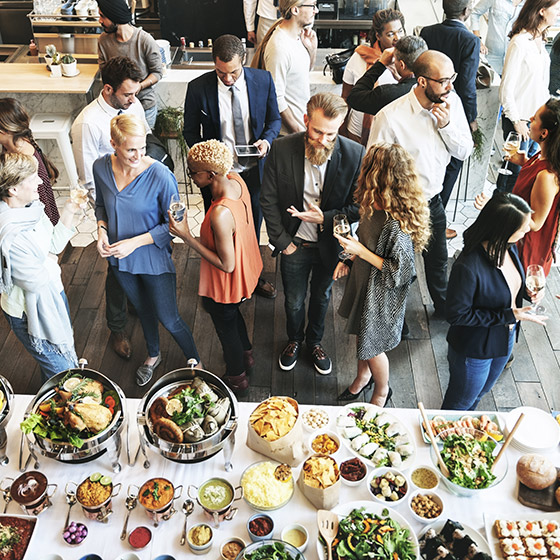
165 399 183 416
89 472 102 482
487 430 503 441
63 377 82 392
100 476 112 486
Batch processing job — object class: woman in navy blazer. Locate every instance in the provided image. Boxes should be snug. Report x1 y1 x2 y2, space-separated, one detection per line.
442 193 546 410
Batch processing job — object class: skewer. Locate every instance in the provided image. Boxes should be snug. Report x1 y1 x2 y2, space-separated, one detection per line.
491 412 524 473
418 402 450 478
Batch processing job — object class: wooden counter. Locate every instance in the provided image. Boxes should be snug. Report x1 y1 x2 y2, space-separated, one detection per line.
0 63 98 94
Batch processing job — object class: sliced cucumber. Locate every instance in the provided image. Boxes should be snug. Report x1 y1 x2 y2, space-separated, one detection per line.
100 476 112 486
89 472 102 482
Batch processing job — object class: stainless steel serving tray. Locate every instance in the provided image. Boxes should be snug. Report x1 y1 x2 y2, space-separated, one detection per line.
21 364 127 467
136 366 238 470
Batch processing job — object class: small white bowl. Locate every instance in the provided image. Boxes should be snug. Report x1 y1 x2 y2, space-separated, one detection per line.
407 489 444 524
281 523 309 552
340 457 368 487
307 430 340 455
220 537 246 560
367 467 409 506
410 464 440 490
301 408 330 432
188 523 214 554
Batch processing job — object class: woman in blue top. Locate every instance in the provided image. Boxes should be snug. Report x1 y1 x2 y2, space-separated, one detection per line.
94 113 199 386
442 192 546 411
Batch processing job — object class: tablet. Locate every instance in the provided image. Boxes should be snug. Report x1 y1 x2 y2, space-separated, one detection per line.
235 145 260 157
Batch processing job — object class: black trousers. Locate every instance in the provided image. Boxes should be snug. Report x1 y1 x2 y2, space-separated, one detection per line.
105 263 127 333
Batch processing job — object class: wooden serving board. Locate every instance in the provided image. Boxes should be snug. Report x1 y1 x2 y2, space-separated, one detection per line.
518 468 560 512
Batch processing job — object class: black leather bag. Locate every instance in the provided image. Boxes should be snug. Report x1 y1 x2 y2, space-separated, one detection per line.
323 47 356 84
146 133 174 172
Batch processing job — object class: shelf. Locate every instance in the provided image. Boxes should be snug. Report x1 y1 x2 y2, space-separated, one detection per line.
315 18 372 29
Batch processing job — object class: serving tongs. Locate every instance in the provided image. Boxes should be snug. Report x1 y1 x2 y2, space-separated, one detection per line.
418 402 450 479
318 509 339 560
491 412 524 473
120 490 138 540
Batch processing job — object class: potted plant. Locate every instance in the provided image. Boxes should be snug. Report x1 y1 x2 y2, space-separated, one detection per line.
61 54 77 76
44 44 57 68
154 105 188 162
50 52 62 78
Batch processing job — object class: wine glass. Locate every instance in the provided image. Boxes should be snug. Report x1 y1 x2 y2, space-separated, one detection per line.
498 131 521 176
526 264 546 314
169 193 186 222
333 214 352 260
69 185 89 218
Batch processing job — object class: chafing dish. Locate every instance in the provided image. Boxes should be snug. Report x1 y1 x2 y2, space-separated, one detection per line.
135 362 238 471
0 375 14 466
19 360 127 473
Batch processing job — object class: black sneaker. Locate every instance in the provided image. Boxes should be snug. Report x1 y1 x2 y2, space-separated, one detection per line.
311 344 332 375
279 341 300 371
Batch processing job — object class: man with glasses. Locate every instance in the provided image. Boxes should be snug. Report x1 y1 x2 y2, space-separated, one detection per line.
421 0 480 238
252 0 318 135
183 34 281 298
368 50 473 318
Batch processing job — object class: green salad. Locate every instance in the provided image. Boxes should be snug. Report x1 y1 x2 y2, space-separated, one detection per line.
243 541 303 560
329 507 416 560
440 433 497 489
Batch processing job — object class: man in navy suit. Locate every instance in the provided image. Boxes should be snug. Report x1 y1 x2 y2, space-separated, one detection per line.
421 0 479 236
183 34 281 297
261 93 364 375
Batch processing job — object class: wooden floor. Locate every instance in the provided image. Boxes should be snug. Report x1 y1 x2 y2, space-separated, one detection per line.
1 243 559 412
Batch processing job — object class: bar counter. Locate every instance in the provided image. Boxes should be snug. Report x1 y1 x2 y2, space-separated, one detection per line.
2 395 558 560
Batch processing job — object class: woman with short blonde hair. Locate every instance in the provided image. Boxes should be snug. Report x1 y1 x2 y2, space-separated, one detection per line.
335 143 430 406
95 113 199 386
0 152 81 382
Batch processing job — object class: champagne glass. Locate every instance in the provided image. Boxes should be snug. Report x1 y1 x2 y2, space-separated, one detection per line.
498 131 521 176
169 193 186 222
333 214 352 260
526 264 546 314
69 185 89 217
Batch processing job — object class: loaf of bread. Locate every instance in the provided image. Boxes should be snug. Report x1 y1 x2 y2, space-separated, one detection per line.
516 454 557 490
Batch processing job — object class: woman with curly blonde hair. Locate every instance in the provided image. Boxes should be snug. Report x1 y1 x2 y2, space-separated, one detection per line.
334 143 430 406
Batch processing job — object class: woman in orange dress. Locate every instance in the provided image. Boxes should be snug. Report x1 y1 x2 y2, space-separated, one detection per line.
511 98 560 275
169 140 262 396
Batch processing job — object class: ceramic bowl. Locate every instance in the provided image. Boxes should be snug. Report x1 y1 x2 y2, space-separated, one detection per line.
220 537 246 560
367 467 409 506
307 430 340 455
407 489 445 524
410 464 440 490
247 513 274 542
187 523 213 555
339 457 368 486
281 523 309 552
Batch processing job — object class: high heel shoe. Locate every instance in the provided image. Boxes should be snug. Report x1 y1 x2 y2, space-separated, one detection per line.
338 377 374 401
383 387 393 408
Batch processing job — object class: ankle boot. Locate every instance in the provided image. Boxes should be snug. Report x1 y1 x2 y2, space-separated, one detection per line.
224 372 249 396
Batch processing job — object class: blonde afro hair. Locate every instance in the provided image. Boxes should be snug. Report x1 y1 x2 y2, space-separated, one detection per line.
187 140 233 176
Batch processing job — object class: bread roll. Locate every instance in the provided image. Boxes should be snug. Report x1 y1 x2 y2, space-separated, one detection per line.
556 486 560 506
516 454 557 490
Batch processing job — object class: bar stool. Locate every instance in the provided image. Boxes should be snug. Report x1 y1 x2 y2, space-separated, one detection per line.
29 113 79 188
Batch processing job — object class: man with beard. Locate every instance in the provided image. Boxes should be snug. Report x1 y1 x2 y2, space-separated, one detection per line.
368 50 473 318
97 0 162 127
71 56 150 362
252 0 318 135
261 93 364 374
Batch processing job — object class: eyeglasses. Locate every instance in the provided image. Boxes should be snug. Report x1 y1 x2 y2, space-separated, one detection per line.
300 3 319 10
422 72 458 86
186 168 214 178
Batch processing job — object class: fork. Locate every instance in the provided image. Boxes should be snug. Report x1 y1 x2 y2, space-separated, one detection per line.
317 509 339 560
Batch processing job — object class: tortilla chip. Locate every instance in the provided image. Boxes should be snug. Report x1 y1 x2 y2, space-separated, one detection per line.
249 397 298 441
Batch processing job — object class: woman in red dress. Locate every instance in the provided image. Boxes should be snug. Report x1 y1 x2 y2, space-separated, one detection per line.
511 98 560 275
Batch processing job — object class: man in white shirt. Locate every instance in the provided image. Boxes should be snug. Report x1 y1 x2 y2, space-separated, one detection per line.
72 56 149 195
369 50 473 317
244 0 280 45
253 0 318 135
71 56 150 361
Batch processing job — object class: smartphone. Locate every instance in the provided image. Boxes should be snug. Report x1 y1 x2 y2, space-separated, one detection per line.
235 145 260 157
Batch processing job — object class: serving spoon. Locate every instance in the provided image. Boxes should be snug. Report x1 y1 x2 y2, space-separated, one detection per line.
120 494 138 540
63 492 77 531
180 499 195 546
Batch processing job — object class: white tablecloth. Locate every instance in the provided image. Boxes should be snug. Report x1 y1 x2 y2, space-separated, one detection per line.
2 396 558 560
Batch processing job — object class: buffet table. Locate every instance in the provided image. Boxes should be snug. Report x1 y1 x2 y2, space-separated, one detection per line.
3 396 558 560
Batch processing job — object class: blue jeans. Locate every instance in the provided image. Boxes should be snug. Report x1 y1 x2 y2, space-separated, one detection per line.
111 268 199 363
442 328 515 410
423 196 448 315
143 104 158 129
280 244 334 346
3 291 77 382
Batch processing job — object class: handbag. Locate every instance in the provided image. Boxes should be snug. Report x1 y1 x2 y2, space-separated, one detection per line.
323 47 356 84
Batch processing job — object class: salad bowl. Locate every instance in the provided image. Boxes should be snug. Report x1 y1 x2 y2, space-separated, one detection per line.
429 428 508 497
235 539 304 560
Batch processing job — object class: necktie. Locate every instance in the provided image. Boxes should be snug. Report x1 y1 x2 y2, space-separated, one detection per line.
117 110 123 115
230 85 247 146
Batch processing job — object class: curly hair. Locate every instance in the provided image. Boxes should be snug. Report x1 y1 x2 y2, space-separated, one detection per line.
354 143 430 251
370 8 405 44
0 152 38 202
187 139 233 176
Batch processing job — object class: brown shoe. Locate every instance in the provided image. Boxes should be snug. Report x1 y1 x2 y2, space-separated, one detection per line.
223 372 249 396
243 349 255 371
109 331 132 360
446 228 458 239
255 277 277 299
